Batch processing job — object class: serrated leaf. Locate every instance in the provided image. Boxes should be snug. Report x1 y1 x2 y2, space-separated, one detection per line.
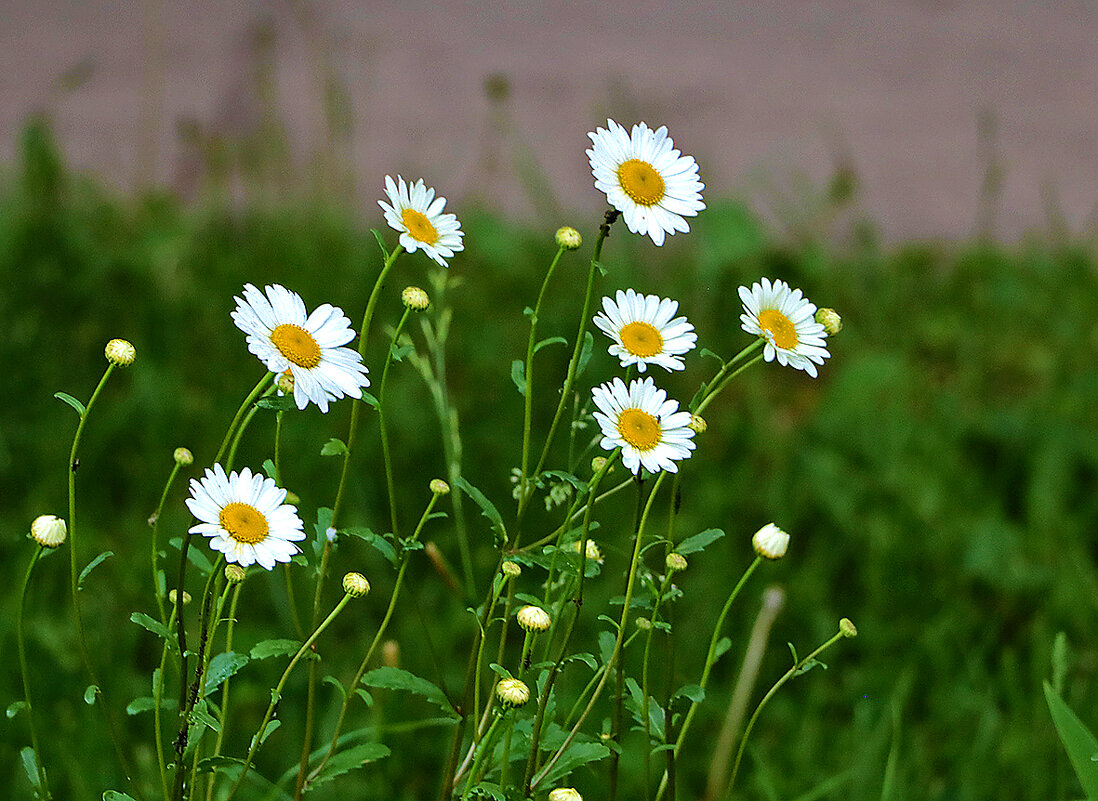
126 696 177 715
310 742 391 786
78 550 114 589
576 331 595 377
103 792 138 801
54 391 86 416
542 470 590 494
675 528 724 555
6 701 26 719
320 438 349 457
84 684 100 705
511 360 526 396
255 396 296 411
467 782 506 801
20 747 41 789
370 228 390 259
537 741 611 785
250 639 301 660
455 477 506 546
205 652 250 695
534 336 568 353
1045 681 1098 799
674 684 706 703
131 611 174 643
362 667 457 717
342 527 398 565
191 701 220 732
194 755 246 775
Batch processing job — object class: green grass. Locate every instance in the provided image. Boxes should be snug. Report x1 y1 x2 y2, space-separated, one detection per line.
2 119 1097 800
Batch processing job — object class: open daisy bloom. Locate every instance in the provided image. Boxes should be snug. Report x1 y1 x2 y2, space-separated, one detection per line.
231 284 370 413
378 175 465 267
592 377 696 474
186 464 305 569
587 119 705 246
593 288 697 372
739 278 831 377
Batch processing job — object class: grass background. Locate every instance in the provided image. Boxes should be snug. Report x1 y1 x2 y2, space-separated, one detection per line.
1 117 1097 800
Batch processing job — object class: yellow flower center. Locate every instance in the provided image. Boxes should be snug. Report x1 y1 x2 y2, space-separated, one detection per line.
618 408 662 451
219 502 269 545
620 321 664 357
401 208 439 246
270 324 322 369
617 159 665 206
758 309 799 350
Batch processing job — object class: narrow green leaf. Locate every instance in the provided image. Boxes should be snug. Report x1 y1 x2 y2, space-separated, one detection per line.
542 470 590 494
342 527 398 565
103 792 139 801
168 537 213 575
511 360 526 396
261 458 277 480
320 438 349 457
1044 681 1098 798
1052 631 1070 695
576 331 595 377
455 477 507 545
194 755 246 775
362 667 457 717
313 507 334 562
255 396 295 411
323 675 348 702
537 741 610 786
467 782 505 801
54 391 86 416
370 228 390 259
250 639 302 660
310 742 391 786
534 336 568 353
699 348 725 364
674 684 706 703
592 259 608 277
675 528 724 555
390 343 414 362
191 701 221 732
131 611 174 642
20 747 41 788
204 652 250 695
714 636 732 661
6 701 26 719
360 392 380 409
84 684 100 705
78 550 114 589
257 719 281 745
126 696 177 715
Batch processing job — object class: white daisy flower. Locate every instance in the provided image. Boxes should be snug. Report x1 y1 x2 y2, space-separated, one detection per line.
738 278 831 378
378 175 465 267
186 464 305 570
231 283 370 413
587 119 705 246
591 377 696 475
593 288 697 373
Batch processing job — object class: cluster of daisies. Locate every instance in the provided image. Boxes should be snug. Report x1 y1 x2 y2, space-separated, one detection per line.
185 118 833 571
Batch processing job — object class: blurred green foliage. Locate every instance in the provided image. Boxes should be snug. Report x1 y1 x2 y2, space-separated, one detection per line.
2 118 1097 800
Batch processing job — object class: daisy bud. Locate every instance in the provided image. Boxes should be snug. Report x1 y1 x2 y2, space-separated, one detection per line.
555 226 582 251
430 478 450 496
590 456 608 474
105 338 136 366
495 677 530 707
571 539 604 565
549 789 583 801
276 370 295 395
752 523 789 560
402 286 431 311
173 447 194 466
517 605 552 632
30 514 67 548
383 639 401 667
169 589 192 606
501 560 522 578
225 564 247 584
665 552 688 573
839 618 858 638
342 572 371 597
816 307 842 335
688 414 707 434
635 617 652 631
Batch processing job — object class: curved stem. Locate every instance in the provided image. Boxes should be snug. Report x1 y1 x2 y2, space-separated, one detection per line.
225 593 354 801
214 372 274 465
17 545 51 798
154 604 180 801
378 306 413 537
152 460 184 625
204 582 243 801
693 345 764 416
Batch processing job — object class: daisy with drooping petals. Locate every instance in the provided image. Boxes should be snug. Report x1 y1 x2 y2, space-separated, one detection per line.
186 464 305 570
738 278 831 378
592 377 696 474
593 288 697 372
231 284 370 413
587 119 705 246
378 176 465 267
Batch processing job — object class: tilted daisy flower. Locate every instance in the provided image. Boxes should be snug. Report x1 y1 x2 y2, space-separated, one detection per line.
593 288 697 372
587 119 705 246
738 278 830 377
378 175 465 267
592 377 696 474
186 464 305 570
231 283 370 413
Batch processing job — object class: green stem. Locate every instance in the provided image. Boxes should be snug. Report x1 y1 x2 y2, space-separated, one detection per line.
225 381 277 472
305 492 441 786
693 342 764 416
204 582 243 801
17 545 51 799
214 373 274 465
519 209 619 530
725 631 848 799
225 593 355 801
461 714 505 800
154 604 180 801
378 306 413 537
531 470 667 792
152 460 184 625
641 571 674 798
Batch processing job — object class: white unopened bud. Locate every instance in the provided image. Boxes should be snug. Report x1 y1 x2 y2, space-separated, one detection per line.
549 789 583 801
402 286 430 311
169 589 192 606
665 553 687 573
173 447 194 466
342 572 371 597
430 478 450 495
225 564 247 584
495 677 530 707
517 605 552 632
105 338 136 366
501 561 522 578
752 523 789 560
816 308 842 335
30 515 67 548
555 226 582 251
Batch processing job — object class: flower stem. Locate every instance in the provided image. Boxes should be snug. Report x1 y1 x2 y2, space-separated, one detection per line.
692 340 764 415
151 460 185 625
225 592 355 801
17 545 51 799
204 582 244 801
378 306 413 537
